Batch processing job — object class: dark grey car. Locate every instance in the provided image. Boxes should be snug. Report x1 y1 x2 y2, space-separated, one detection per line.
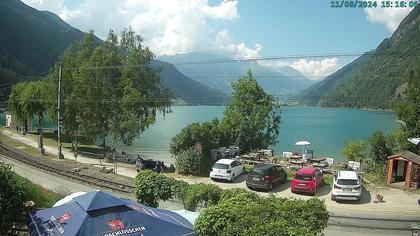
246 164 287 191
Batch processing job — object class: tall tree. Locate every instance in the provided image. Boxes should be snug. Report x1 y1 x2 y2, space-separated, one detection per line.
43 28 172 159
220 69 282 153
368 131 392 165
8 82 30 134
396 70 420 138
21 81 49 154
341 140 366 162
108 27 172 146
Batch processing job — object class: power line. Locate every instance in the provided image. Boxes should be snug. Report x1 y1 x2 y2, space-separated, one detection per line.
61 51 376 71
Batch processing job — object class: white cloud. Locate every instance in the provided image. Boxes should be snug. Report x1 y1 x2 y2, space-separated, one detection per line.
365 8 412 32
21 0 254 57
213 29 263 58
290 58 340 79
201 0 239 20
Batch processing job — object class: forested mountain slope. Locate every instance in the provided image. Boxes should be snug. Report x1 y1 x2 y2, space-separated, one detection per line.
301 5 420 109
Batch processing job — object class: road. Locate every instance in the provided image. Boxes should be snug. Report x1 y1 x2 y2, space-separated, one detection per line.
2 154 420 235
324 225 411 236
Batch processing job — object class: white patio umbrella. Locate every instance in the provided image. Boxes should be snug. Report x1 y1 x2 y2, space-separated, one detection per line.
172 210 199 225
295 140 311 146
53 192 87 207
294 140 311 155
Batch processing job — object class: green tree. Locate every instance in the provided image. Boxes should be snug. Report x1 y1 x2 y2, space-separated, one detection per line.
341 140 366 161
170 119 221 174
8 82 30 134
396 70 420 149
43 28 172 157
20 81 49 154
0 163 25 235
220 69 282 153
368 131 392 165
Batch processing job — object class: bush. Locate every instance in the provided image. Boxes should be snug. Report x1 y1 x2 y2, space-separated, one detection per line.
175 149 202 175
134 170 174 207
194 196 328 236
170 119 221 174
169 178 190 204
183 183 222 211
219 188 259 203
0 163 25 235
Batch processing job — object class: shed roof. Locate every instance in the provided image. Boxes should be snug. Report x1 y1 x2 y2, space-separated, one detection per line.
388 151 420 165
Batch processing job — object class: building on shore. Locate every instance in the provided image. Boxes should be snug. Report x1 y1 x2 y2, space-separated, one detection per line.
4 111 33 131
386 151 420 190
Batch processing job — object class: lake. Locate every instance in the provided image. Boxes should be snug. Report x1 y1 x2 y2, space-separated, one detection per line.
0 106 398 163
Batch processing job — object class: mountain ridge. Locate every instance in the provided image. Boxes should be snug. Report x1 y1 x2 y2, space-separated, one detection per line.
159 52 316 96
300 6 420 108
0 0 229 105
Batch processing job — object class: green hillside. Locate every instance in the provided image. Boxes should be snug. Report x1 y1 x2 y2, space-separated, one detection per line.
301 5 420 109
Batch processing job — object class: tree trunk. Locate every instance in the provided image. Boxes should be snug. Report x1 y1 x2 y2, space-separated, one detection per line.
39 113 45 155
23 119 28 135
101 138 106 166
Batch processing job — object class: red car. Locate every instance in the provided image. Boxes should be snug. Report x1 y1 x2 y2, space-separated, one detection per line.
291 168 324 195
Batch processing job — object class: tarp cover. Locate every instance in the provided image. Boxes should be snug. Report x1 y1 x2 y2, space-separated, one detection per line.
26 191 195 236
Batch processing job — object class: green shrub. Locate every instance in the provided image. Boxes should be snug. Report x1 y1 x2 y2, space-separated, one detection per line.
169 178 190 204
194 196 328 236
170 119 221 174
0 163 25 235
134 170 174 207
175 149 202 175
183 183 222 211
219 188 259 203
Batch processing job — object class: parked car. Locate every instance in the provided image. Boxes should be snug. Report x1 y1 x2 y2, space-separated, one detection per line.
331 171 362 201
210 159 244 182
291 167 324 195
246 164 287 191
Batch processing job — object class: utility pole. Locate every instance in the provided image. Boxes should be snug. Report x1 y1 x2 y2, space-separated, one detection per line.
57 63 63 159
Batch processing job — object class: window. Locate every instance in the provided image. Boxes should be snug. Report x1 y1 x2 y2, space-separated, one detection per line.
213 163 229 169
295 174 313 181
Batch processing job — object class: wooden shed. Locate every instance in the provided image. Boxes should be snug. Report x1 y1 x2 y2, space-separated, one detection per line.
386 151 420 190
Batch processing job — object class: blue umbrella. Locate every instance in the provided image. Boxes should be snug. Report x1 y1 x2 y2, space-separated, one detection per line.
26 191 195 236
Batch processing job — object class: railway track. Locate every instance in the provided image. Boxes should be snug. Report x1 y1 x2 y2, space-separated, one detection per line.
0 142 135 193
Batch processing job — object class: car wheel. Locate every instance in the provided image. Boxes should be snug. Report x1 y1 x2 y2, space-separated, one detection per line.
312 188 317 196
230 174 235 182
331 195 336 201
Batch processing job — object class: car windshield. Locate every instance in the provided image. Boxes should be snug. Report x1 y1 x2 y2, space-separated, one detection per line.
295 174 313 181
337 179 359 185
213 163 229 169
250 169 266 175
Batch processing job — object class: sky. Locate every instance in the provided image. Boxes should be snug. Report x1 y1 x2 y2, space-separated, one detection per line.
21 0 414 79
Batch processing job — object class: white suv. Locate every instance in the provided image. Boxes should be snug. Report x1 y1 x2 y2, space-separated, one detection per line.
331 171 362 201
210 159 244 182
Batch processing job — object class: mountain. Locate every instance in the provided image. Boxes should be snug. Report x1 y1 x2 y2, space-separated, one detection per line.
299 53 372 106
158 52 316 96
0 0 228 105
301 6 420 109
153 61 230 105
0 0 85 74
